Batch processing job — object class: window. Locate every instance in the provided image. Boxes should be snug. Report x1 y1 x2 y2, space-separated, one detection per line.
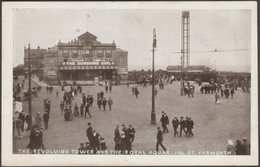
83 50 90 54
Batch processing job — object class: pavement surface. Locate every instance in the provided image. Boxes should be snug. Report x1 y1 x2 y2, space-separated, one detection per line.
13 76 250 154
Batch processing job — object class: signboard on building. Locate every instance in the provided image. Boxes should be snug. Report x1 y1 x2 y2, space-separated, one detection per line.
47 68 56 76
117 67 128 74
62 61 115 66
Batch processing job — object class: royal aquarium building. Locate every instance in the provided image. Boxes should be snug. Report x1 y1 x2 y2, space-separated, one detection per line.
25 32 128 85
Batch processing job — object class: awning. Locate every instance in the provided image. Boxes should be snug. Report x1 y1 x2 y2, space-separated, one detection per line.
59 65 117 70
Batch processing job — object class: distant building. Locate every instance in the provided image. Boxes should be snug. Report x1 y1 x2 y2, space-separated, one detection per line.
24 31 128 85
24 46 47 74
167 65 211 73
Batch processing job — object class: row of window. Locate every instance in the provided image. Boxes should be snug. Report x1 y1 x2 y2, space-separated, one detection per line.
63 53 112 59
62 50 112 54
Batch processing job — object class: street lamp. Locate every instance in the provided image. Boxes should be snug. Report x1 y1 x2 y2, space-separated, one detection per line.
27 44 32 130
151 28 157 125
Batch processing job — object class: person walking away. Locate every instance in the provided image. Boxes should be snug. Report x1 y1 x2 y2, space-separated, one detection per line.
156 127 167 152
108 97 113 111
226 139 236 155
42 111 49 130
179 116 186 137
109 82 112 93
90 95 93 107
97 98 102 111
105 82 108 93
60 101 64 115
80 103 84 117
84 103 92 118
35 112 42 129
135 87 139 98
102 98 107 111
242 137 250 155
172 117 179 137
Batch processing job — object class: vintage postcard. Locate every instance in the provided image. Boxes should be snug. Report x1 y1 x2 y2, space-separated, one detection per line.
2 1 258 166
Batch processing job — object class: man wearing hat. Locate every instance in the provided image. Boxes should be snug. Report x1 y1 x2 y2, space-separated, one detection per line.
186 117 194 137
242 137 250 155
86 122 94 148
156 127 167 152
160 112 169 133
129 124 136 144
179 116 186 137
172 117 179 137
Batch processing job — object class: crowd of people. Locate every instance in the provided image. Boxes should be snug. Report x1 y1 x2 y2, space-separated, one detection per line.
13 74 251 155
114 124 136 154
226 137 250 155
84 122 107 154
180 80 195 97
159 112 194 138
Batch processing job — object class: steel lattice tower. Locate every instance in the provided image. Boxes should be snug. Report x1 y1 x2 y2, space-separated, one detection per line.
181 11 190 72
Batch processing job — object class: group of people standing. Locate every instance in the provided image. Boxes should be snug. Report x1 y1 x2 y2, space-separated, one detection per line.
85 122 107 153
131 86 140 98
114 124 136 154
97 91 113 111
156 112 195 152
226 137 250 155
180 81 195 98
159 112 194 138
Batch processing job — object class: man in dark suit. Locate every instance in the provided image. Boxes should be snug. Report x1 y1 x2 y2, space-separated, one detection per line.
86 122 94 148
187 117 194 137
129 124 136 144
85 103 91 118
172 117 179 137
179 116 186 137
114 124 121 150
156 127 167 152
160 112 169 133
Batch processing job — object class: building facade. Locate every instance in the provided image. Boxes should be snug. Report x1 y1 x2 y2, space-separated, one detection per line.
25 31 128 85
24 46 47 77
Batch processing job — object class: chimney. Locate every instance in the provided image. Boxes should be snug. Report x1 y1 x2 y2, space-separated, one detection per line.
37 46 40 49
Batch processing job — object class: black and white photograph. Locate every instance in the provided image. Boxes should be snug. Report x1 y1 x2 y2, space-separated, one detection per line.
2 1 258 166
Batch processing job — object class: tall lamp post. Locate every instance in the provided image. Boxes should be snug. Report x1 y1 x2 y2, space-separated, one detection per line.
151 28 157 124
27 44 32 130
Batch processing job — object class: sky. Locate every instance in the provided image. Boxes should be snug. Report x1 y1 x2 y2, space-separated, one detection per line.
14 9 251 72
